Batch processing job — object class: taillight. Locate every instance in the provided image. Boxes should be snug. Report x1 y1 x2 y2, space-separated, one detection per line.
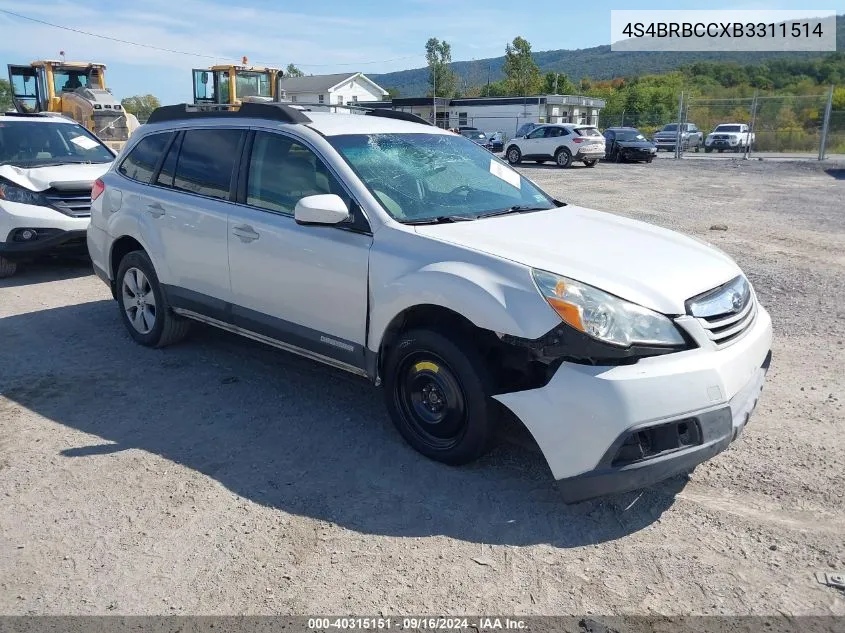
572 138 585 143
91 178 105 201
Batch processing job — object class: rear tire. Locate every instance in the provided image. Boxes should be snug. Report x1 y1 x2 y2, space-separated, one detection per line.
0 256 17 279
383 328 493 466
116 250 190 348
583 159 598 167
506 146 522 165
555 148 573 168
705 147 712 153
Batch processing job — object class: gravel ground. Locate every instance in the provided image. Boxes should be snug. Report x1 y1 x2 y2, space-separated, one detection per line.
0 159 843 616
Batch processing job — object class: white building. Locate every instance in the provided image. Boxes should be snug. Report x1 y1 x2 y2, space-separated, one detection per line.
278 72 387 109
360 95 606 138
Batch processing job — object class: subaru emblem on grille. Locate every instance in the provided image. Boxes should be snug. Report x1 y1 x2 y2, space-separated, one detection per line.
687 275 750 319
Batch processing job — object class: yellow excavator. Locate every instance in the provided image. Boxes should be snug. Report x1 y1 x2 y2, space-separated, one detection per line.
192 58 283 109
6 60 140 152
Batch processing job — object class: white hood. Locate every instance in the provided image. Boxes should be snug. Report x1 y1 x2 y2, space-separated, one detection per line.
414 205 742 315
0 162 111 192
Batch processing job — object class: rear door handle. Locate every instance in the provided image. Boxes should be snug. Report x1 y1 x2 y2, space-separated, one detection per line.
145 202 165 218
232 224 260 243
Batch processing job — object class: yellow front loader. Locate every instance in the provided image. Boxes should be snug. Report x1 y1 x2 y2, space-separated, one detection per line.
192 59 282 109
7 60 140 153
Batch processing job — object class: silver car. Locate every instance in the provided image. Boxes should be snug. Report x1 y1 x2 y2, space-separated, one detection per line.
88 103 772 501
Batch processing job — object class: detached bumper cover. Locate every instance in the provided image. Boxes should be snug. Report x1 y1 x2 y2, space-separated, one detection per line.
493 304 773 499
557 351 770 502
0 229 88 260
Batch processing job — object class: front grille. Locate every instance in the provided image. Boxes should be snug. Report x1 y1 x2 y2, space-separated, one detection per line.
686 276 757 347
696 298 757 346
43 189 92 218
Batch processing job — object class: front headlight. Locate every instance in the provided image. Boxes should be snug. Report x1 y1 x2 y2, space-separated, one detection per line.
0 180 50 207
532 269 686 347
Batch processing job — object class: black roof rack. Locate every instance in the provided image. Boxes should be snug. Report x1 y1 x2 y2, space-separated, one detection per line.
146 102 312 125
270 102 433 127
364 109 431 126
0 111 55 118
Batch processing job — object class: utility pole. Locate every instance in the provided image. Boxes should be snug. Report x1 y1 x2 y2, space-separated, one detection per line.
486 63 491 97
554 73 558 95
432 64 436 127
674 91 684 159
819 85 834 161
745 91 758 160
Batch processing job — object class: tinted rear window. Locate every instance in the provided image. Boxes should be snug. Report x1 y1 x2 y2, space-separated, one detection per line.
172 129 242 200
118 132 172 183
574 127 602 137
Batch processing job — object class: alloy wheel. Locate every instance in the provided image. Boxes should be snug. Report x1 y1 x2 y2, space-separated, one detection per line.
122 267 157 335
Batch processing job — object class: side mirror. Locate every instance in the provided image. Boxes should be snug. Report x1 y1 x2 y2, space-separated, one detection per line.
201 72 209 85
294 194 350 226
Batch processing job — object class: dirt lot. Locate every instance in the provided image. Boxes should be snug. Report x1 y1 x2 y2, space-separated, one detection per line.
1 159 843 616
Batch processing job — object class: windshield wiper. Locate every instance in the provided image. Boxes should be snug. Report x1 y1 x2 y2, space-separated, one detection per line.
476 205 552 219
404 215 476 225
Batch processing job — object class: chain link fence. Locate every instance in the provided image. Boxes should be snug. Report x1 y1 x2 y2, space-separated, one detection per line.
599 90 839 159
132 94 843 158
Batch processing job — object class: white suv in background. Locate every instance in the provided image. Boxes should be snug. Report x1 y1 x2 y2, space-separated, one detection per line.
505 123 605 168
88 103 772 502
0 113 114 277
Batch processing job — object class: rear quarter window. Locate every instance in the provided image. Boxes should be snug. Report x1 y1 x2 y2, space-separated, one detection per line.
118 132 173 183
574 127 602 137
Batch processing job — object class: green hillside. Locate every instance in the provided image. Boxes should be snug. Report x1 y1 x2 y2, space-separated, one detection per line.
373 15 845 97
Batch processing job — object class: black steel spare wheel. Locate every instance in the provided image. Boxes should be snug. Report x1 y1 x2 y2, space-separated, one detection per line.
397 353 467 450
384 329 492 465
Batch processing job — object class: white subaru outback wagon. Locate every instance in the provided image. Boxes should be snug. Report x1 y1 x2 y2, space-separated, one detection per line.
87 103 772 502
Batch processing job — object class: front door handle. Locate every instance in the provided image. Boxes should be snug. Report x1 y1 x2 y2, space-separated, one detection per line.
232 224 260 243
145 202 165 218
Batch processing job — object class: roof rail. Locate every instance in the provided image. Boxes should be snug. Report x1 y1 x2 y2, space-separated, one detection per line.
364 109 431 126
146 102 311 125
269 102 432 126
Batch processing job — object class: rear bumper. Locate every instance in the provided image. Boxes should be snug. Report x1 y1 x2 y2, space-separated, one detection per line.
576 148 605 159
0 228 89 260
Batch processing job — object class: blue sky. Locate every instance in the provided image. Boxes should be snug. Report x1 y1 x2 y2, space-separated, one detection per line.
1 0 841 104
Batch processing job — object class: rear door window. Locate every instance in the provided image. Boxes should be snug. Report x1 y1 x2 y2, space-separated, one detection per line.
118 132 173 183
172 129 242 200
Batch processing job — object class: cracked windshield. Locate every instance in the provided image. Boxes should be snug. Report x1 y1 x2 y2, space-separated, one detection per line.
329 132 555 223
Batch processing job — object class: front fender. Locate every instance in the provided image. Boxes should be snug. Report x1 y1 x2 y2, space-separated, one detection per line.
368 260 559 352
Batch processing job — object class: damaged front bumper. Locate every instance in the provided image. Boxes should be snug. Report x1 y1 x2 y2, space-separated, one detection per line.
493 304 773 502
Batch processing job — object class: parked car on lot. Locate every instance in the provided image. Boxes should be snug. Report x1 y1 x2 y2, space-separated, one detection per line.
506 123 605 168
0 112 115 278
514 122 538 138
88 103 772 501
705 124 755 153
488 132 505 153
653 123 704 152
603 127 657 163
460 129 494 152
